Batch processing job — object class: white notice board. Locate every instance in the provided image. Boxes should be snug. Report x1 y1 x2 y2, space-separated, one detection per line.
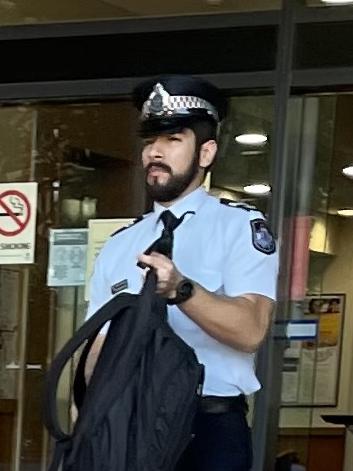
85 218 134 301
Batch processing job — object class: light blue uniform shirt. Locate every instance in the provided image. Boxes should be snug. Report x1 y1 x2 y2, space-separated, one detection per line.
86 187 278 396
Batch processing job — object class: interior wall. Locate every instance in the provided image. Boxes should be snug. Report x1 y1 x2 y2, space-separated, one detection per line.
280 216 353 469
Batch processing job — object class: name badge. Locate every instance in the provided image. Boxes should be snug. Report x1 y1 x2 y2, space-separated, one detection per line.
111 279 128 294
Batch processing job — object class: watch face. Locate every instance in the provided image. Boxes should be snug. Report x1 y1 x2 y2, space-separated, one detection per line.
167 278 194 305
177 279 194 302
179 280 193 297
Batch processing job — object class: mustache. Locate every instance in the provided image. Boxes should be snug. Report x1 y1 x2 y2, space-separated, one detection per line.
145 162 172 174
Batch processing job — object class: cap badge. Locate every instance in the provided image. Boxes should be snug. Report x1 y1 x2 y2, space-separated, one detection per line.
149 83 170 115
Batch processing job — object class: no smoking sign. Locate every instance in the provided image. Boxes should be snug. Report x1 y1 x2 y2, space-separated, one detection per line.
0 190 31 236
0 183 38 264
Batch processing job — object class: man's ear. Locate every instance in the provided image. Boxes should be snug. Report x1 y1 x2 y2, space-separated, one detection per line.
199 140 217 169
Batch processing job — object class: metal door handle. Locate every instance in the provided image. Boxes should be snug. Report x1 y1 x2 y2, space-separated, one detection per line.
26 364 43 370
5 362 20 370
5 363 43 370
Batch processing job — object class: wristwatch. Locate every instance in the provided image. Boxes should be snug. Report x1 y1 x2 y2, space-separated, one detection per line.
167 278 194 305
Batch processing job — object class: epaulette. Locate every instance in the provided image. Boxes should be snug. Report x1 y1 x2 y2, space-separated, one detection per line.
110 211 152 237
220 199 257 212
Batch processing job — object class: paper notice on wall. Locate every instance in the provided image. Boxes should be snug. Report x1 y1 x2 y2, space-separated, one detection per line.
281 342 302 404
297 345 338 405
85 218 134 301
47 229 88 286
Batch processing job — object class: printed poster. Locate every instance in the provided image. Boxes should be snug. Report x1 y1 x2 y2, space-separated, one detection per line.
47 229 88 287
282 294 345 407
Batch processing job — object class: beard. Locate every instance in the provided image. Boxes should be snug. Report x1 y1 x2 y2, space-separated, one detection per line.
144 154 199 203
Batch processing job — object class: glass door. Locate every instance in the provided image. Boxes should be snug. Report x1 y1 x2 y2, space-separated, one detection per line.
0 107 37 471
266 94 352 471
1 93 282 471
0 101 145 471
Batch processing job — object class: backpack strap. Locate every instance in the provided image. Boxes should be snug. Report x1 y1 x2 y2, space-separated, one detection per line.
43 271 159 440
43 292 133 441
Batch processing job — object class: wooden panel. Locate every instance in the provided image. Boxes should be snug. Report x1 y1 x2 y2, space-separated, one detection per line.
307 435 345 471
278 428 345 471
0 399 16 471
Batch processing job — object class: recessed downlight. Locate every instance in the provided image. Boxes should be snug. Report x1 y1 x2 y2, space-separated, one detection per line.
235 133 267 145
243 184 271 195
337 209 353 217
342 165 353 178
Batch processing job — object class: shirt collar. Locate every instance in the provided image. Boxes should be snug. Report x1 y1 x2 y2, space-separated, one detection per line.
153 187 208 222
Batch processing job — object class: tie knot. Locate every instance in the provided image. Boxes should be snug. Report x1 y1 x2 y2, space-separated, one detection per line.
159 210 180 233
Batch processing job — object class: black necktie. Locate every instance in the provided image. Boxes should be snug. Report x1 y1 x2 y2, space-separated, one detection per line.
137 210 194 268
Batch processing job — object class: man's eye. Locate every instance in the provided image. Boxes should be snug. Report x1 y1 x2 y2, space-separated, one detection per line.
168 135 181 141
143 139 154 146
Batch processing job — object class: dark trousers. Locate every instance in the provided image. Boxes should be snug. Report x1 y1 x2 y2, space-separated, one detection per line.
175 407 253 471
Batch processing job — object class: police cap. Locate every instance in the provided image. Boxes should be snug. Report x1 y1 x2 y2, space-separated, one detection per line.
132 75 227 137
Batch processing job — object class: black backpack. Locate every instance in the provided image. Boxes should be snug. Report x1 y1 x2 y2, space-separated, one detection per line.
43 272 204 471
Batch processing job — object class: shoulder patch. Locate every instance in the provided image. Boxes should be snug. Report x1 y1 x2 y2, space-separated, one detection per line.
110 212 151 237
250 218 276 255
220 199 258 212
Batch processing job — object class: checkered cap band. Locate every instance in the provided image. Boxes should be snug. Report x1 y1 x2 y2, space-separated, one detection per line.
142 94 219 121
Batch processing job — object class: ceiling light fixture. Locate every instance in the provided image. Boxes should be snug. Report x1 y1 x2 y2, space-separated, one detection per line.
235 133 267 145
243 184 271 195
321 0 353 4
337 209 353 217
342 165 353 178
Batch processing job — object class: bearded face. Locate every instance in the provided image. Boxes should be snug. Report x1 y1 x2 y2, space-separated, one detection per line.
144 154 199 202
142 129 202 203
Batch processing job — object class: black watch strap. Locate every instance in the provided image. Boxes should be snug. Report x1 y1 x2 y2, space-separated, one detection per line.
167 278 194 305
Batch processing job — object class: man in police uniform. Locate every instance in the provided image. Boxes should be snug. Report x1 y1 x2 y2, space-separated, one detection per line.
86 75 278 471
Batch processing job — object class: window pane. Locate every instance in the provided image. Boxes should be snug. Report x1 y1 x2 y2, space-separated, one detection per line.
0 100 144 469
212 96 274 215
0 0 281 27
296 22 353 69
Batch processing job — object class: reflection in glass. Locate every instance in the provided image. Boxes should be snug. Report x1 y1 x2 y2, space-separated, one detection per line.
0 0 281 26
212 96 274 215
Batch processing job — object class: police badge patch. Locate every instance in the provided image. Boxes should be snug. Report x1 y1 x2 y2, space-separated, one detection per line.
250 219 276 255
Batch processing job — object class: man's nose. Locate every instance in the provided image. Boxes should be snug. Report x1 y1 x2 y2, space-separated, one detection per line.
147 138 164 160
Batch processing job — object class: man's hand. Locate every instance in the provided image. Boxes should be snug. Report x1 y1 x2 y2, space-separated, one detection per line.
137 252 184 299
138 252 274 353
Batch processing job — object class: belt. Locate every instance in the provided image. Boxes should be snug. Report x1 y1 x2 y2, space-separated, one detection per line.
198 394 248 414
